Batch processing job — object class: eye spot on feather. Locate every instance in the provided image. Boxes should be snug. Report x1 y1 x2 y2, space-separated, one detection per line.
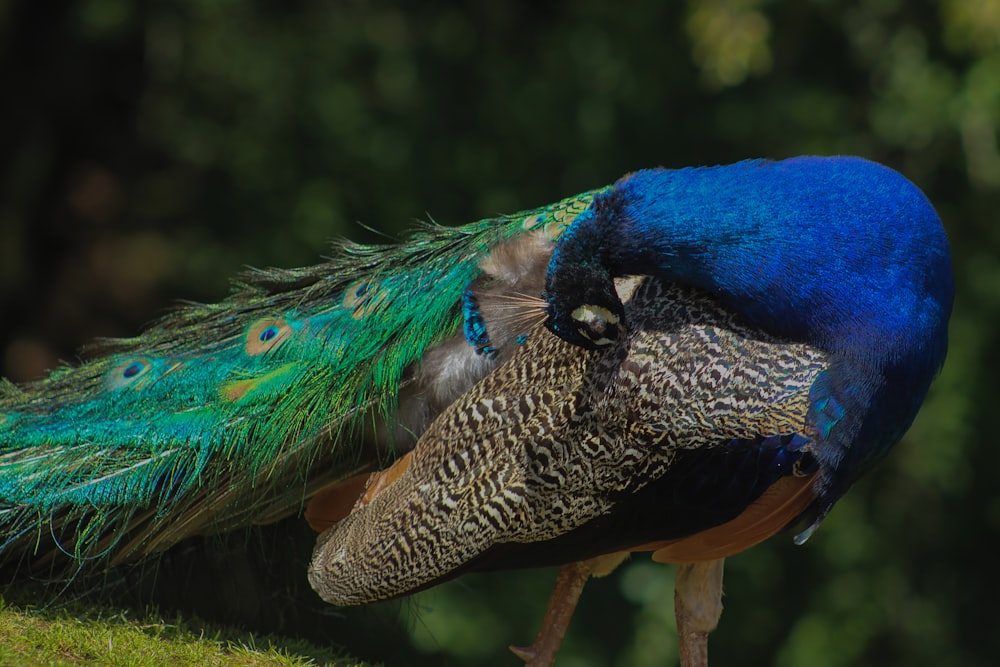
108 357 154 389
343 280 383 319
245 319 293 356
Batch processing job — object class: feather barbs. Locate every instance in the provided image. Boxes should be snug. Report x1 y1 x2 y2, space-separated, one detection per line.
461 287 549 358
219 362 301 403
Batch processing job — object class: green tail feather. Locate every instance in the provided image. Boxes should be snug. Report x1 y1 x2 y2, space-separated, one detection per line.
0 189 601 569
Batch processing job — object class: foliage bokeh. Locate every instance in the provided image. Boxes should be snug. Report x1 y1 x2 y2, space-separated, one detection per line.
1 1 997 665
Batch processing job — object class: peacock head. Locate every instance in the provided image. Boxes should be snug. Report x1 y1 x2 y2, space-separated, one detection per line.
543 259 626 350
541 193 628 351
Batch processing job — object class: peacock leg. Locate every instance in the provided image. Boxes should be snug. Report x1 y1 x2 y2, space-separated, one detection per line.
674 558 725 667
510 552 629 666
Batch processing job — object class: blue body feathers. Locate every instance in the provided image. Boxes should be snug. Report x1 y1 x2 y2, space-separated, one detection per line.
0 155 952 591
544 156 953 533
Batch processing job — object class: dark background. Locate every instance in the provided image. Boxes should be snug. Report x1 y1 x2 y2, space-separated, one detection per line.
1 1 996 665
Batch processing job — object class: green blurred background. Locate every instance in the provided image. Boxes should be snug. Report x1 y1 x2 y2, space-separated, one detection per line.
0 1 997 665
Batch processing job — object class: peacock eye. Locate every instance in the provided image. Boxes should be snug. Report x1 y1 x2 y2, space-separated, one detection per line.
258 325 280 343
107 357 155 389
245 319 293 356
122 361 145 378
343 280 383 319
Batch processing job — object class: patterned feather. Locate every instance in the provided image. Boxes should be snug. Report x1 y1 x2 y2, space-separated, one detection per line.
310 276 828 603
0 189 599 570
0 156 952 666
542 156 953 537
306 156 952 665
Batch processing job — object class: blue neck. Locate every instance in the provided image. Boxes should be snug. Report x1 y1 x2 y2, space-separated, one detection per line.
546 156 953 504
586 158 951 363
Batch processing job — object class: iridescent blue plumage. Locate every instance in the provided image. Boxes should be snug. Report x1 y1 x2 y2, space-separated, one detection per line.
543 156 954 537
461 287 498 358
0 156 952 667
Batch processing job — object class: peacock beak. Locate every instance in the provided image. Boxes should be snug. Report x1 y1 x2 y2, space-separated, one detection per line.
571 304 621 346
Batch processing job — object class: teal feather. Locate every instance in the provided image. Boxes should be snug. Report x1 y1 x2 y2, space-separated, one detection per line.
0 188 601 567
0 157 952 666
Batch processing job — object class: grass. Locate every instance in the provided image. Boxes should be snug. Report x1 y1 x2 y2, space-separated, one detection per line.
0 596 370 667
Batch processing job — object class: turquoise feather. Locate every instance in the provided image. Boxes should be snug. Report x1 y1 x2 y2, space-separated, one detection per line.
0 157 952 666
0 189 600 567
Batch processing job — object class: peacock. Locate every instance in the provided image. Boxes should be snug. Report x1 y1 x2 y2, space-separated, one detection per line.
0 156 952 667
